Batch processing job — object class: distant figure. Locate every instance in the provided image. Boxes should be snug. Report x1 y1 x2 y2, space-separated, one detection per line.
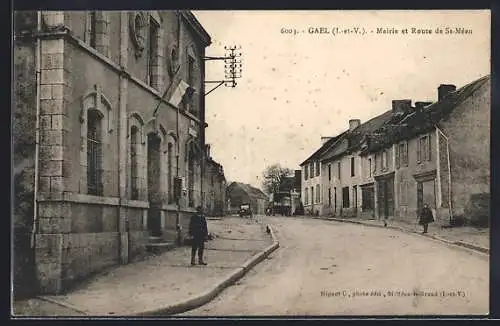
189 206 208 265
419 203 435 234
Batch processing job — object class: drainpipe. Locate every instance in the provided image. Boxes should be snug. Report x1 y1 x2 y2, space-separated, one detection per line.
175 10 182 245
436 125 453 225
30 11 42 249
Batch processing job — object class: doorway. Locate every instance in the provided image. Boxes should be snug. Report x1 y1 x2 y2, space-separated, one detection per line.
417 180 436 214
147 132 162 236
376 175 394 220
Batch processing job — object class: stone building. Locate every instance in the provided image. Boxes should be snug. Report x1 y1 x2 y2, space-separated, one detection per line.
361 76 490 224
300 75 490 225
202 145 226 217
300 134 345 216
320 111 398 219
13 10 212 294
226 182 268 215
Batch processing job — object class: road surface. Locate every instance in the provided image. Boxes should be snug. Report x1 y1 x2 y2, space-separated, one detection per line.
179 216 489 316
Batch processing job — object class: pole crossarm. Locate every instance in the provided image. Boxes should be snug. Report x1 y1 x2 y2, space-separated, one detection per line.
203 45 242 96
204 56 232 61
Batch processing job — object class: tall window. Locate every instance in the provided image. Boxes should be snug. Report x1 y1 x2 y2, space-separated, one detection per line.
187 56 196 113
418 135 431 163
338 162 341 180
328 188 332 206
397 141 408 168
316 184 320 203
148 18 159 88
351 157 355 177
368 158 372 177
342 187 349 208
130 126 139 200
87 110 103 195
315 161 320 176
304 188 309 205
310 163 314 178
311 187 314 205
382 150 388 170
304 165 308 180
89 11 97 49
167 142 174 204
328 164 331 181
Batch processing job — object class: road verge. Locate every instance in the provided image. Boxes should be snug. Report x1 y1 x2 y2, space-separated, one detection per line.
132 224 280 316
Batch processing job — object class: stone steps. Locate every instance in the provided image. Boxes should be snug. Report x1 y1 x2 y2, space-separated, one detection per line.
146 236 176 254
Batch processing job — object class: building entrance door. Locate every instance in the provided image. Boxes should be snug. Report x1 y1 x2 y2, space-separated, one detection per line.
147 132 162 236
376 174 395 220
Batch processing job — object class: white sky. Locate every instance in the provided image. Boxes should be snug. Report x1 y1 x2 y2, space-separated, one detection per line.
192 10 490 189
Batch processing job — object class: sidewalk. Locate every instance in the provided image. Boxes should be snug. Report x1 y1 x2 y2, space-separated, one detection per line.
311 216 489 254
13 217 276 317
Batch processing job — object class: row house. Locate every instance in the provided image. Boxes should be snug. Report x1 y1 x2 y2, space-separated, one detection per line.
300 135 344 216
202 145 227 217
301 75 490 224
13 10 212 294
361 76 490 223
320 114 394 218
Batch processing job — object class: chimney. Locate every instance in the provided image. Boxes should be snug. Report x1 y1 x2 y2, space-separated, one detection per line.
349 119 361 131
415 101 433 113
321 136 333 145
392 99 412 115
438 84 456 101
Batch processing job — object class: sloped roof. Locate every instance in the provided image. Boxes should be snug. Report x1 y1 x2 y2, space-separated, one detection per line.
360 74 490 155
299 132 347 166
230 182 268 200
320 110 395 162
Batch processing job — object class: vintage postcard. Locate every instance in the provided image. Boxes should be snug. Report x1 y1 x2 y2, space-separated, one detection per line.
12 10 490 317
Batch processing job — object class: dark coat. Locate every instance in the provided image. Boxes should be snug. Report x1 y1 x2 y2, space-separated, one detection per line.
189 213 208 240
419 207 435 225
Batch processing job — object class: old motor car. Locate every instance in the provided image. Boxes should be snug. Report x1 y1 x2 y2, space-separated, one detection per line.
239 204 253 218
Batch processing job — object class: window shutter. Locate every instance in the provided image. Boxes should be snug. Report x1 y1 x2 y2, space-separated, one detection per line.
427 134 432 161
404 141 408 166
395 144 400 169
417 138 421 163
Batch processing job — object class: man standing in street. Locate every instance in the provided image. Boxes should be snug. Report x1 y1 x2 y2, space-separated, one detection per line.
418 203 435 234
189 206 208 266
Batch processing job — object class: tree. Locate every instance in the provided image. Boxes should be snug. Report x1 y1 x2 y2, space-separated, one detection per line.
262 164 294 195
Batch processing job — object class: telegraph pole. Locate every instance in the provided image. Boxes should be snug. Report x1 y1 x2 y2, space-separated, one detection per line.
204 45 243 96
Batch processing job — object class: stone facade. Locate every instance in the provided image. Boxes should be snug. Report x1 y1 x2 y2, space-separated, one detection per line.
13 10 212 294
202 145 227 217
302 75 490 225
301 160 322 215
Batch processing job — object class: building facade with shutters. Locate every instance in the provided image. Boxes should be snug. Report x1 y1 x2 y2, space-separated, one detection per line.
301 75 490 225
361 76 490 223
13 10 212 294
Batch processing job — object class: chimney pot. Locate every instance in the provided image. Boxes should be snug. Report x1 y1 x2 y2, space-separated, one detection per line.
415 101 433 113
349 119 361 131
392 99 412 115
321 136 333 145
438 84 456 101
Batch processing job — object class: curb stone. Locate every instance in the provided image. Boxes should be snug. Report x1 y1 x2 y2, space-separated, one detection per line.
323 217 489 255
35 296 88 316
132 224 280 317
